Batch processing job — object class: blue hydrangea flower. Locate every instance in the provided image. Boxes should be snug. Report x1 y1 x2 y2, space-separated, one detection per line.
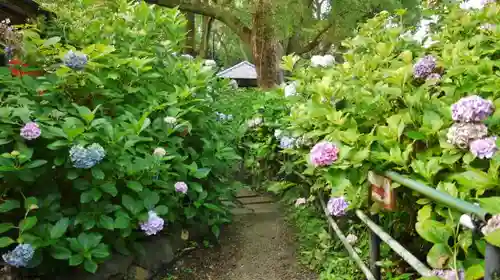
69 143 105 169
327 196 349 217
2 244 35 268
63 50 88 70
4 46 13 58
279 136 296 149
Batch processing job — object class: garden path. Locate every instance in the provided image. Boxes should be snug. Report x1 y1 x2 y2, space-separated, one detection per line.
162 188 317 280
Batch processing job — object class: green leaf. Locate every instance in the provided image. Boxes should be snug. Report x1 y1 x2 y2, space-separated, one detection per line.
477 197 500 214
24 197 38 210
465 264 484 280
67 170 79 180
69 254 84 266
427 243 452 269
43 36 61 47
0 237 14 248
72 104 95 124
154 205 168 215
0 200 20 213
90 244 110 259
114 216 130 229
84 259 98 273
51 246 72 260
126 181 143 192
47 140 69 150
25 160 48 169
203 203 226 214
211 225 220 238
0 223 14 234
406 130 426 140
50 218 70 239
484 229 500 247
417 205 432 222
416 220 452 244
91 167 105 180
452 170 496 191
19 216 38 232
100 182 117 197
143 192 160 209
98 215 114 230
193 168 211 179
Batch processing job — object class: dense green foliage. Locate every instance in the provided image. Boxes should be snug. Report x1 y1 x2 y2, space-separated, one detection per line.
232 1 500 279
0 0 241 275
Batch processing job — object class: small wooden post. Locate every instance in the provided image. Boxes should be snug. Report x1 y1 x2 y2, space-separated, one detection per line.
370 214 382 280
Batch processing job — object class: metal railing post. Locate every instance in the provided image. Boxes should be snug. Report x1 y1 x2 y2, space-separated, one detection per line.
485 243 500 280
370 214 382 280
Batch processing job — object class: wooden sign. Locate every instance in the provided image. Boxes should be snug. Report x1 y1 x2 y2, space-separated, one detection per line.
368 171 396 211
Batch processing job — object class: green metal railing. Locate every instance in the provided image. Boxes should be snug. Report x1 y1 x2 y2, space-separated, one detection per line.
318 171 500 280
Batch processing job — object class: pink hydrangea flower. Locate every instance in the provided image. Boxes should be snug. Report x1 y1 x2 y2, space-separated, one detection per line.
310 141 339 167
175 181 188 194
20 122 41 140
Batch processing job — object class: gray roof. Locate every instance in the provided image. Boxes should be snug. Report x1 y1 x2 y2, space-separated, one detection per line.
216 61 257 80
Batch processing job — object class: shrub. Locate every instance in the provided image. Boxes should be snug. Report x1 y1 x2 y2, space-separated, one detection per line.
0 0 240 275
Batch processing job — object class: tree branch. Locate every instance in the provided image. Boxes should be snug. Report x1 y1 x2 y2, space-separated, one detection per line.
147 0 251 44
295 22 333 54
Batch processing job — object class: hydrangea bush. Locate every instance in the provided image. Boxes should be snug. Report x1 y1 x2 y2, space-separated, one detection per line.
239 1 500 279
0 0 240 275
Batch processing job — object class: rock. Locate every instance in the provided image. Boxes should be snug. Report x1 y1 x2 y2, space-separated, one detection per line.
127 265 150 280
73 254 133 280
134 236 174 271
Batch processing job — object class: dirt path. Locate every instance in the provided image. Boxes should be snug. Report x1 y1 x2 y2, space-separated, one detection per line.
161 189 317 280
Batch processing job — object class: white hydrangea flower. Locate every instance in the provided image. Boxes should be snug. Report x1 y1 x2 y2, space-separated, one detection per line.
274 129 283 139
164 116 177 124
180 54 193 60
229 79 239 89
153 147 166 157
346 234 358 245
311 55 335 67
203 59 216 67
247 117 263 128
460 0 494 10
284 83 297 97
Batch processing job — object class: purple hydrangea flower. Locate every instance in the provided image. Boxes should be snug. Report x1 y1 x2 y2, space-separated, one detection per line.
413 55 437 79
175 181 188 194
482 214 500 235
451 95 494 122
139 210 164 236
20 122 41 140
327 196 349 217
4 46 13 58
63 50 88 70
469 136 497 159
2 244 35 268
310 141 339 167
426 73 441 84
431 269 465 280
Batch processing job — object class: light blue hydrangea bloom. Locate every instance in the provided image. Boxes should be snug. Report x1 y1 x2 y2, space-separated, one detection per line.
63 50 88 70
2 244 35 268
69 143 105 169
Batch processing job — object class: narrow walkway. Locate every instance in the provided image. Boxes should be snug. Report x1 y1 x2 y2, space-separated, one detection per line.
164 189 317 280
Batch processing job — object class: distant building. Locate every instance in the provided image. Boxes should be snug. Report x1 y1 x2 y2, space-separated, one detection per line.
217 61 258 87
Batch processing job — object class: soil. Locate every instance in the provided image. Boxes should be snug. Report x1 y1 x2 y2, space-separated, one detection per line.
157 192 317 280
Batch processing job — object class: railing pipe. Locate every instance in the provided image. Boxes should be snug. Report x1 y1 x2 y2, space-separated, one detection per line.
384 171 489 221
319 196 376 280
356 210 432 277
369 214 382 280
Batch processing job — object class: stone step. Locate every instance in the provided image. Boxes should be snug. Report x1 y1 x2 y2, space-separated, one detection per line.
237 196 275 205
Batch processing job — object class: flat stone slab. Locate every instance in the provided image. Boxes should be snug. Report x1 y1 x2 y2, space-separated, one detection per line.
237 196 275 205
237 188 259 197
243 203 280 214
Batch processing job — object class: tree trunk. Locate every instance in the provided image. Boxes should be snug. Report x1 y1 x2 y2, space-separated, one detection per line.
251 0 279 89
199 16 214 58
184 12 196 55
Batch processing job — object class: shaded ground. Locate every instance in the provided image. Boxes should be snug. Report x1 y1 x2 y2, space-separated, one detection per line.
159 190 317 280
